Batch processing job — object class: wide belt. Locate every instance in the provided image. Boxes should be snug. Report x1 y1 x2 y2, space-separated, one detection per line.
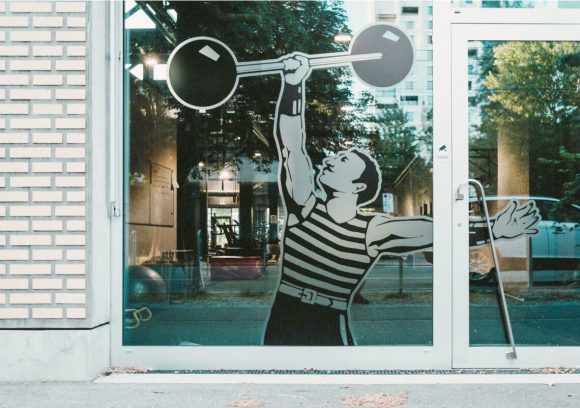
278 281 348 311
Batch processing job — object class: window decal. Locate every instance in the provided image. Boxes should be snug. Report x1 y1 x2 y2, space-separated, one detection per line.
166 23 540 346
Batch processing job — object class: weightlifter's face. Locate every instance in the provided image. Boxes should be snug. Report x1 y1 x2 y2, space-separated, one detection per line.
319 151 367 196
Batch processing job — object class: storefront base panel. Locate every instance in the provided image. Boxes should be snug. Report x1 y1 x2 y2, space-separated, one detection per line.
0 324 110 382
113 346 442 371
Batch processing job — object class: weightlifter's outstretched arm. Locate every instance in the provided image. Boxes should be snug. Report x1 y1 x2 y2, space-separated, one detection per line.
274 54 316 223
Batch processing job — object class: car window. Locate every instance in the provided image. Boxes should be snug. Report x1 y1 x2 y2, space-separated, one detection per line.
561 205 580 223
538 201 580 223
535 200 555 220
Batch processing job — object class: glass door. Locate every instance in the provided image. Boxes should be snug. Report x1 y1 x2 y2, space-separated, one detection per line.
114 0 443 370
452 24 580 367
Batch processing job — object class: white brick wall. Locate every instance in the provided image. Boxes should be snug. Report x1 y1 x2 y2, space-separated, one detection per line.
0 1 88 323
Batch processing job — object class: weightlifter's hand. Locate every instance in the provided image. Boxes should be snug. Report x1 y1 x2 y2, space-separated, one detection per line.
282 53 311 86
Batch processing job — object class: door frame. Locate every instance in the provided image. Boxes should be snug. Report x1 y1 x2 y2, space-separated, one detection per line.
451 22 580 368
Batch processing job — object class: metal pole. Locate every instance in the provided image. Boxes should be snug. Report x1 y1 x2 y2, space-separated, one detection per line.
469 179 517 359
399 257 404 295
528 238 534 288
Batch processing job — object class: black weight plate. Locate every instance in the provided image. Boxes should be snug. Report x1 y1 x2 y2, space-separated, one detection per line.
167 37 238 110
350 24 414 88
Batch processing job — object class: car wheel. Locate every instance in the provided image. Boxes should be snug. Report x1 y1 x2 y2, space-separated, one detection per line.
469 268 495 285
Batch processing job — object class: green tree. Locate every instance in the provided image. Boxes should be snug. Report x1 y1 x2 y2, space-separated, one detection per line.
164 1 368 248
477 41 580 201
367 104 419 190
170 0 357 171
482 0 535 8
127 1 423 247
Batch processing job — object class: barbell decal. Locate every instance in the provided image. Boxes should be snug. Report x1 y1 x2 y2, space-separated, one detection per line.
199 45 221 62
167 23 414 111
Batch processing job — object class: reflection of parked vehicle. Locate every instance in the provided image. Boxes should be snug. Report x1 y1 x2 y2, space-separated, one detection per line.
469 196 580 284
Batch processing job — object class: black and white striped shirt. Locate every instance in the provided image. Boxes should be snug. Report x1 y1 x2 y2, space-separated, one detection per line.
280 201 372 303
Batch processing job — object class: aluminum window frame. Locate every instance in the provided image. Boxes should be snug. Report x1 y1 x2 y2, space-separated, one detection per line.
110 0 444 369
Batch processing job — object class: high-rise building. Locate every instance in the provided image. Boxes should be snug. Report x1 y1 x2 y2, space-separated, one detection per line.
373 1 433 136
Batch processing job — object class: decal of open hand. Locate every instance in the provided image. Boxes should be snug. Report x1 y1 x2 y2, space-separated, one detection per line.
492 200 541 240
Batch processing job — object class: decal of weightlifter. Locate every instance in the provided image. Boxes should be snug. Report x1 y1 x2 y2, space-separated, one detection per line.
166 24 541 346
263 52 433 345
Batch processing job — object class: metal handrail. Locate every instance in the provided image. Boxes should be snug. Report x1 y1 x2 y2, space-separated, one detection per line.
468 179 517 360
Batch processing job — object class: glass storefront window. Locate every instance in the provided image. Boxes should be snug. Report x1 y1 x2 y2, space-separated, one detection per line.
123 0 434 346
467 40 580 346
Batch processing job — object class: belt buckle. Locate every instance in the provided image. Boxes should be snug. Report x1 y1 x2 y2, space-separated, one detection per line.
301 288 316 304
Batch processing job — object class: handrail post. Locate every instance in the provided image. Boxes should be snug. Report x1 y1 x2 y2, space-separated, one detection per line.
468 179 518 360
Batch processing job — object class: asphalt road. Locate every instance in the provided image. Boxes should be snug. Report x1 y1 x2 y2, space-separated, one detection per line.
125 259 579 346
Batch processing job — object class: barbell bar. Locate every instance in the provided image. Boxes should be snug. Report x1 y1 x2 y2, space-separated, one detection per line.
235 52 383 76
167 23 414 111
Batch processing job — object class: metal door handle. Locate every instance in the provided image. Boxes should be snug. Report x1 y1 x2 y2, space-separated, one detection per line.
455 183 467 201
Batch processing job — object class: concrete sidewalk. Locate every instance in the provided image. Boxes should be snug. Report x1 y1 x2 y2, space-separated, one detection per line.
0 376 578 408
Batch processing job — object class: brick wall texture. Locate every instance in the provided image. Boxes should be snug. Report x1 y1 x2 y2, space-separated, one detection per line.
0 1 88 323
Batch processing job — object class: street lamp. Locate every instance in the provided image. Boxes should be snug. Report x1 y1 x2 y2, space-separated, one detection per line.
334 33 352 43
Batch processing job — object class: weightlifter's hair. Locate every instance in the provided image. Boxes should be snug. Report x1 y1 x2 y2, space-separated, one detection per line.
350 148 381 206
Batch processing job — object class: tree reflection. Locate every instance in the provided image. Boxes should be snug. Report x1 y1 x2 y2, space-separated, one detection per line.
127 1 426 255
474 41 580 213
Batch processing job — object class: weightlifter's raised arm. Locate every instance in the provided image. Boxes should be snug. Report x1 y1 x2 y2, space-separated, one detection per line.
274 54 316 223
